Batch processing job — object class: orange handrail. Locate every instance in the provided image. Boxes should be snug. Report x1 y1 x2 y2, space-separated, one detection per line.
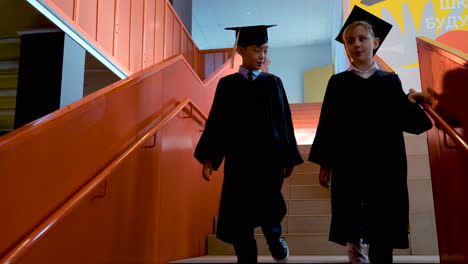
420 101 468 153
375 55 395 73
0 98 207 264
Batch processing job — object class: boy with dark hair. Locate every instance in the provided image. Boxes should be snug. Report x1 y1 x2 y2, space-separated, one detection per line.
194 25 303 264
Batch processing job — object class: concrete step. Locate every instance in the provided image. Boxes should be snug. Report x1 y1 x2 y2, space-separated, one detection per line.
288 199 331 215
0 96 16 109
300 152 311 161
0 60 19 70
298 144 312 153
0 73 18 89
290 102 323 111
293 162 320 174
0 39 20 61
293 119 319 124
292 114 321 120
285 172 319 185
0 110 14 131
207 234 412 256
170 255 440 263
251 215 332 235
282 185 331 199
207 233 344 255
293 123 319 129
287 215 331 234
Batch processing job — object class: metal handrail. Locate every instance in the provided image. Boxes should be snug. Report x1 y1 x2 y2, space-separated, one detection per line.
0 98 207 264
420 101 468 153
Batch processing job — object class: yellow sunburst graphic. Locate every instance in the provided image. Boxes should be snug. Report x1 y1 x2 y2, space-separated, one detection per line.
348 0 468 33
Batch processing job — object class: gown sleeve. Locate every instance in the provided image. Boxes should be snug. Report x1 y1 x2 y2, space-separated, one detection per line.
393 74 433 134
308 75 338 168
194 78 228 170
275 77 304 167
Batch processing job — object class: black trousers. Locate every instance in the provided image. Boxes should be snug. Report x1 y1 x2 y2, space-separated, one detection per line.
232 224 282 264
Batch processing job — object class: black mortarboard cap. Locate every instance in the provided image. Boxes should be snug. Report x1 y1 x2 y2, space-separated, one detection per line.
225 25 276 47
335 5 392 54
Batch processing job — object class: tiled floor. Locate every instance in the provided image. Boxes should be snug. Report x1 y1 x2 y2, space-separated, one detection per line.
170 255 440 263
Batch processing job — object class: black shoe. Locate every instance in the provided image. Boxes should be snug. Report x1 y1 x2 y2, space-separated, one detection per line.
268 237 289 263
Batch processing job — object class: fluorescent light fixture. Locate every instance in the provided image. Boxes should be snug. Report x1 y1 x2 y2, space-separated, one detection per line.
25 0 128 79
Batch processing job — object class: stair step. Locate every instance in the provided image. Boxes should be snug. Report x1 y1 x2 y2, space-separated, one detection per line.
253 215 332 235
287 215 331 234
0 96 16 109
0 67 18 74
209 235 413 256
298 145 312 153
207 234 412 256
294 128 317 135
285 172 319 185
0 39 21 61
0 74 18 89
293 162 320 173
295 133 316 145
290 102 323 110
293 119 319 124
282 185 331 199
293 124 318 129
170 255 440 263
0 89 17 96
288 199 331 215
207 233 344 255
0 111 15 130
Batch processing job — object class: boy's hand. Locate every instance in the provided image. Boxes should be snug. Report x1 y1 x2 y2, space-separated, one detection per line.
284 166 295 178
408 88 432 105
319 167 331 188
202 161 213 181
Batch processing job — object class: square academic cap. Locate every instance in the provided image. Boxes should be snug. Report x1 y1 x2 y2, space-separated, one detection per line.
225 25 276 47
335 5 392 54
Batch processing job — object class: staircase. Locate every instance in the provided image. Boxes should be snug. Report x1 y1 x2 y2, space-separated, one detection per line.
170 143 426 263
204 147 342 256
0 39 20 135
290 103 321 145
168 103 440 264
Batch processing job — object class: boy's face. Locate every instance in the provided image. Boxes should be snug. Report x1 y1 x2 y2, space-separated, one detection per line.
237 43 269 70
344 25 380 66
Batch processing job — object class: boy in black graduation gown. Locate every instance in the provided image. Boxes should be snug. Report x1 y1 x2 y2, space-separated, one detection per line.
308 6 433 264
194 25 303 263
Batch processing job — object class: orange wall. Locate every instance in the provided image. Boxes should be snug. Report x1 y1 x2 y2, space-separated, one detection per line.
42 0 202 77
200 48 232 80
0 54 241 264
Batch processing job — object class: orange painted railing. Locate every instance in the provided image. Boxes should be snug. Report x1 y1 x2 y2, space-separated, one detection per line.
34 0 203 77
375 54 395 73
0 98 206 264
0 53 241 264
419 102 468 153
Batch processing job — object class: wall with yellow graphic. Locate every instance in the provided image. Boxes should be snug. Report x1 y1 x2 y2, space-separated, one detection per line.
344 0 468 92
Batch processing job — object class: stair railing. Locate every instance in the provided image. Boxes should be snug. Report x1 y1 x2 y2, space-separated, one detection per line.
419 101 468 153
0 97 207 264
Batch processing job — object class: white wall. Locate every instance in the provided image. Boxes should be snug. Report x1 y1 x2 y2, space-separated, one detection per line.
268 44 332 103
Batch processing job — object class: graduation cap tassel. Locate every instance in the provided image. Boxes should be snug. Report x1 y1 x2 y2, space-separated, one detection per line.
231 29 240 69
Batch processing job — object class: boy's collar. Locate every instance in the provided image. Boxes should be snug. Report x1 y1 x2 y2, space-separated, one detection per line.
239 65 262 76
347 61 378 73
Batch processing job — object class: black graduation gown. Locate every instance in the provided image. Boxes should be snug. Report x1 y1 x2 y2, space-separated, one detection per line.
308 70 432 248
194 72 303 243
